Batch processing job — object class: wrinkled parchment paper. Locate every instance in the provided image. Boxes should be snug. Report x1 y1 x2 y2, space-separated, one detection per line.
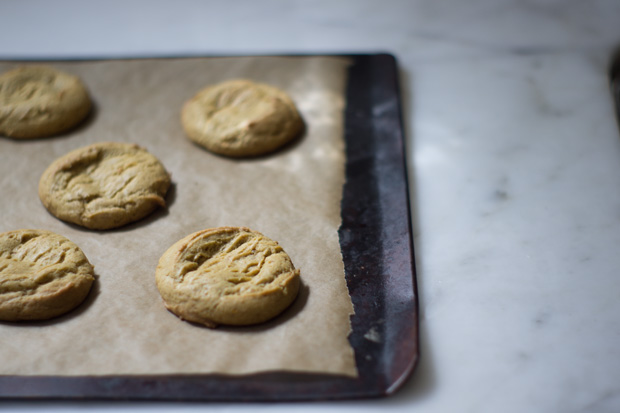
0 56 357 377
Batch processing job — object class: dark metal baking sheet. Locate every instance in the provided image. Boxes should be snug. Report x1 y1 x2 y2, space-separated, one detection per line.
0 53 418 401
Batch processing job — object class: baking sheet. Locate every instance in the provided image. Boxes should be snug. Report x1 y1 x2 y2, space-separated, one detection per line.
0 54 418 400
0 56 356 376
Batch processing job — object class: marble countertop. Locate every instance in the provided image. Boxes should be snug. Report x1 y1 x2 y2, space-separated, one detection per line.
2 0 620 412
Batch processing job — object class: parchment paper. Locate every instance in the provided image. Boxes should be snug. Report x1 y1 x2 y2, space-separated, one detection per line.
0 56 357 377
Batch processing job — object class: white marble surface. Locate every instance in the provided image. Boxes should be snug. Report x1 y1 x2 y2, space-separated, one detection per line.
2 0 620 411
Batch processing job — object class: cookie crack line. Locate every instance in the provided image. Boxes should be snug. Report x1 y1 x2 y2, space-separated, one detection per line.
0 237 82 293
0 266 81 295
0 106 16 123
107 174 137 200
62 154 156 200
184 231 276 283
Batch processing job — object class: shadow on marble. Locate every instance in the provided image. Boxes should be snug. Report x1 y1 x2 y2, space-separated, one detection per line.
389 66 438 402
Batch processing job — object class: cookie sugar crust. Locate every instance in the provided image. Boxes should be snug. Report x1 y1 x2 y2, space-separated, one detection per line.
0 65 91 139
0 229 95 321
181 79 303 157
155 227 301 328
39 142 171 230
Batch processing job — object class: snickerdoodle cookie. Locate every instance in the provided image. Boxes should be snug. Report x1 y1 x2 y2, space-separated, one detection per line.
39 142 171 230
181 79 303 157
155 227 300 328
0 229 95 321
0 66 91 138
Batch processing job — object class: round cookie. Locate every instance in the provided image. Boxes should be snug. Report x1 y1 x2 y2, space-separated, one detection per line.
0 65 91 139
181 79 304 157
39 142 171 230
156 227 301 328
0 229 95 321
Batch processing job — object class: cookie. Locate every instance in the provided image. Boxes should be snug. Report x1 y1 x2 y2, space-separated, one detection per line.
0 65 91 139
39 142 171 230
155 227 300 328
0 229 95 321
181 79 303 157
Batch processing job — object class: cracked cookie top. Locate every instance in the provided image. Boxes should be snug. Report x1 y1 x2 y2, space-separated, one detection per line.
0 66 91 139
155 227 300 328
38 142 171 230
0 229 94 321
181 79 303 157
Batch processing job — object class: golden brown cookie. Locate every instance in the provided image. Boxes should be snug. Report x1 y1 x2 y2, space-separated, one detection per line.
39 142 171 230
0 65 91 139
181 79 303 157
155 227 300 328
0 229 95 321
